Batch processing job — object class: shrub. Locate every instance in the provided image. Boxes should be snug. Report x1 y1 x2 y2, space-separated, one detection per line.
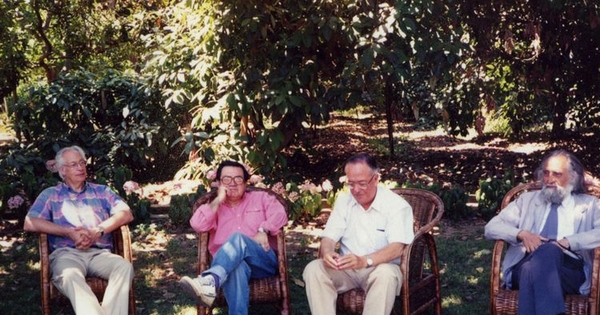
11 68 184 184
476 169 518 221
439 185 471 221
400 180 470 221
169 194 194 227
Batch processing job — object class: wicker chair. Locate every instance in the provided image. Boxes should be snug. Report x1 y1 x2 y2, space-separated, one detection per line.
193 186 291 315
490 181 600 315
325 188 444 315
38 224 136 315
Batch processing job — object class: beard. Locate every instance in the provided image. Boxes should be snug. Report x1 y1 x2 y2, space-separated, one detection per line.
541 182 573 204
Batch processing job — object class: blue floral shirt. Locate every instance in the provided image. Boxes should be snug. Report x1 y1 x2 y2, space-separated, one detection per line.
27 182 130 251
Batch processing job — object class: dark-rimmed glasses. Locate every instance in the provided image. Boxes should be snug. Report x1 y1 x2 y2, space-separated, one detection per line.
220 176 245 185
346 173 377 189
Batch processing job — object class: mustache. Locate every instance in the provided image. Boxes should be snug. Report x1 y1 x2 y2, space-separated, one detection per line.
541 182 573 204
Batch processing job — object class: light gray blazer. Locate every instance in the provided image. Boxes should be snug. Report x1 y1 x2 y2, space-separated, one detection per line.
484 190 600 294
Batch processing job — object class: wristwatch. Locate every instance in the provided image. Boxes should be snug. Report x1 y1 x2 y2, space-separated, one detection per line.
258 226 266 234
97 226 105 237
366 256 374 268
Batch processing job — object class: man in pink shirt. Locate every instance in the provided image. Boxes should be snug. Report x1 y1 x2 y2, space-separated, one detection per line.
179 160 288 315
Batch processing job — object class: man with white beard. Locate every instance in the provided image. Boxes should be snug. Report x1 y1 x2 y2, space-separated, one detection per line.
485 149 600 315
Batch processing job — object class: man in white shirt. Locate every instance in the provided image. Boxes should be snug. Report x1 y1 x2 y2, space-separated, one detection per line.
485 149 600 315
303 153 414 315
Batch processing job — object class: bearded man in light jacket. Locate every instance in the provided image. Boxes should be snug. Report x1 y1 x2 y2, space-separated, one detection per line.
485 149 600 315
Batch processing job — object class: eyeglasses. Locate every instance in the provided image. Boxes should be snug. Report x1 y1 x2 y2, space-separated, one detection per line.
220 176 245 185
346 173 377 189
64 160 87 169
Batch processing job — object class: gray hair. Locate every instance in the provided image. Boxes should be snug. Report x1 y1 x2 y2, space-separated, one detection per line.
55 146 87 180
535 149 585 194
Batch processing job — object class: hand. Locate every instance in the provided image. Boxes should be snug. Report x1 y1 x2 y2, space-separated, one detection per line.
322 251 340 269
253 231 270 251
517 230 547 253
323 252 363 270
210 185 228 211
557 238 570 249
70 227 93 250
334 253 364 270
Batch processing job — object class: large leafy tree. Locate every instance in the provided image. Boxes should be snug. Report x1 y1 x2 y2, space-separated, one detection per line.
138 0 470 177
458 0 600 137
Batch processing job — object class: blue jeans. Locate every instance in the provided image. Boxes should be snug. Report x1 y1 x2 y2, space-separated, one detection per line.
203 233 278 315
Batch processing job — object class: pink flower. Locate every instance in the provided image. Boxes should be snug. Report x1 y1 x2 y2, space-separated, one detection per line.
301 181 320 194
206 170 217 181
321 180 333 192
288 191 300 202
249 174 264 184
270 182 285 195
8 195 24 209
123 181 140 194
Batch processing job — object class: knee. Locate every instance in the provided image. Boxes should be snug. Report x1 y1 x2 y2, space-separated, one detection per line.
303 259 326 283
226 232 250 245
53 267 85 286
370 264 402 284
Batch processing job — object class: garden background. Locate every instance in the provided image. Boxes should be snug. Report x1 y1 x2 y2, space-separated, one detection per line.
1 1 599 314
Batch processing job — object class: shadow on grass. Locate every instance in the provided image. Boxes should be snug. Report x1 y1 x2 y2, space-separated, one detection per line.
0 218 492 315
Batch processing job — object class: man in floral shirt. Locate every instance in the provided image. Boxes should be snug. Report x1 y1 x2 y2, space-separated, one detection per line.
24 145 134 315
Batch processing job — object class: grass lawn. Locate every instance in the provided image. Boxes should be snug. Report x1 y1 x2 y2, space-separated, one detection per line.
0 217 491 314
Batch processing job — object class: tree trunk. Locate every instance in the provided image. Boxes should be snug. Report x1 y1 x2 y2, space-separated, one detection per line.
551 86 568 138
384 80 395 158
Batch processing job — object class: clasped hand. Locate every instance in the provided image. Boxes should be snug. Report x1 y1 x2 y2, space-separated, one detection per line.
69 227 99 250
323 252 363 270
518 230 570 253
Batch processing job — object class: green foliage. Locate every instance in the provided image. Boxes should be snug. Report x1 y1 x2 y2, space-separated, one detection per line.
11 68 183 183
401 180 471 221
127 193 152 227
0 143 58 223
135 0 470 175
458 1 600 136
285 182 323 223
439 185 471 221
476 169 518 221
168 194 194 227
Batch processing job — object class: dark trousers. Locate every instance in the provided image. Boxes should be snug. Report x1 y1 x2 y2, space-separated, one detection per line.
511 243 585 315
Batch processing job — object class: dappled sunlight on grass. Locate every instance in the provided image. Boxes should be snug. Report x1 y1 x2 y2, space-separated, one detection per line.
442 294 464 308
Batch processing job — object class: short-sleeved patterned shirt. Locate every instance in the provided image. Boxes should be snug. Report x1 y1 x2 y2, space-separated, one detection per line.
27 182 130 251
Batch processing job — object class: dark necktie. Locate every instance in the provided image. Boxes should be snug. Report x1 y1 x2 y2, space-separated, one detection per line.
540 203 559 240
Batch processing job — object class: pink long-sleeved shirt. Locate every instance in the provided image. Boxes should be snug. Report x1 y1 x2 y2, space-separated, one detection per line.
190 190 288 256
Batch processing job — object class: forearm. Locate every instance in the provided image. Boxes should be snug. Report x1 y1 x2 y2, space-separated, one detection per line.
23 216 71 236
369 242 404 266
319 237 337 258
101 210 133 233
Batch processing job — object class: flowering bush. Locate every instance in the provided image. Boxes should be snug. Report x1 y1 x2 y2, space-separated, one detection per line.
7 195 25 210
121 180 151 226
7 194 29 225
201 163 342 222
269 179 344 223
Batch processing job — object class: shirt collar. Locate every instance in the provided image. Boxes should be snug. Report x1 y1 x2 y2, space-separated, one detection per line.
349 186 382 212
60 181 88 194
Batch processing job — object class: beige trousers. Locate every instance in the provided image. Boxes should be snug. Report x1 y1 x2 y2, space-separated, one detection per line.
303 259 403 315
49 247 133 315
